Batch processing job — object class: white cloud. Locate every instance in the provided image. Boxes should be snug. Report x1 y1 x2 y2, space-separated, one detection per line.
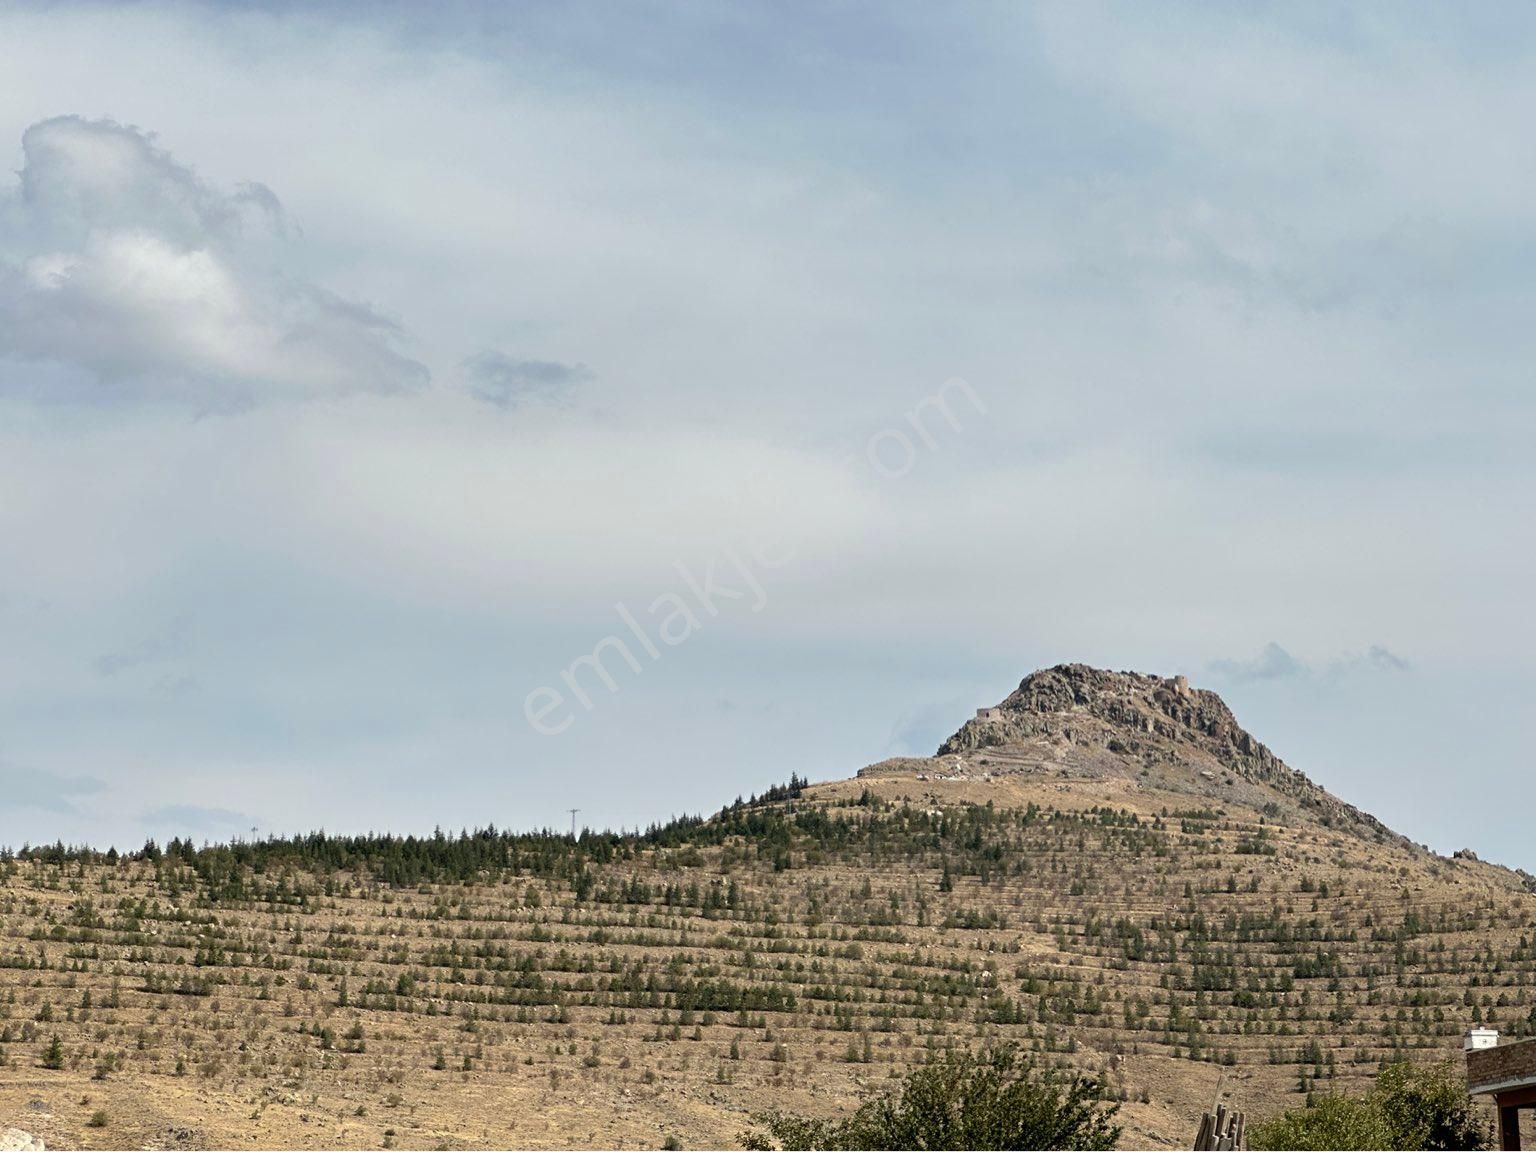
0 116 428 402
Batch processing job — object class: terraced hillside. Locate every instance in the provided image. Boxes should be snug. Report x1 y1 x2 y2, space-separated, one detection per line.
0 665 1530 1150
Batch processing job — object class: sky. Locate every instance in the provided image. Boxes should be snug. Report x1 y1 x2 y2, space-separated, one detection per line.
1 1 1534 867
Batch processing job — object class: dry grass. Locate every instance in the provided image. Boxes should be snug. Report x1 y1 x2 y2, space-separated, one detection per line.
0 769 1527 1149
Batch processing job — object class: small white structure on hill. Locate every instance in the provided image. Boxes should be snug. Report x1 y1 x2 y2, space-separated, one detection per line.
976 707 1003 722
1467 1027 1501 1052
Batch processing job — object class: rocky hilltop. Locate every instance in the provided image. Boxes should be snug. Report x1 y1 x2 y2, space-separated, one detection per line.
3 661 1534 1151
877 664 1407 847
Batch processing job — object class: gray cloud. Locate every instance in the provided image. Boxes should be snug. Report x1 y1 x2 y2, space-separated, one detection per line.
96 615 191 677
459 351 590 408
1209 642 1308 684
1210 643 1412 686
1334 645 1412 676
0 764 106 815
0 116 428 403
141 804 255 835
152 674 202 697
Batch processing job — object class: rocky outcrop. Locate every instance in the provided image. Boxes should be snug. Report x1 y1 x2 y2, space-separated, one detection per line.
0 1130 43 1152
939 663 1406 846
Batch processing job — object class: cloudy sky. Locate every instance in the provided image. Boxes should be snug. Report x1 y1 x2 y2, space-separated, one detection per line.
2 2 1533 866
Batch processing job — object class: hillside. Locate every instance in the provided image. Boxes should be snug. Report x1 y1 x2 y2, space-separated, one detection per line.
0 665 1531 1150
931 664 1407 847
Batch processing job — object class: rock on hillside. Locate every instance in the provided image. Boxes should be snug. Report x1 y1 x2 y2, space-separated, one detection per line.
931 663 1405 846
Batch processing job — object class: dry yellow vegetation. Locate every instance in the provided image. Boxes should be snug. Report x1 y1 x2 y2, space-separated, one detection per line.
0 668 1528 1150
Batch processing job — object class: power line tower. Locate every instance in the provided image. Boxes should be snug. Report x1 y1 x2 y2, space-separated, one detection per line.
568 808 580 839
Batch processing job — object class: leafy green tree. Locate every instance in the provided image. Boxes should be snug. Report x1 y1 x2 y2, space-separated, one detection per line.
1374 1061 1487 1151
1250 1095 1392 1152
1251 1060 1487 1151
742 1044 1120 1151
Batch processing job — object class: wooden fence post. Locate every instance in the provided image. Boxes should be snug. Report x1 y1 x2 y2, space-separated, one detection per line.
1192 1107 1245 1150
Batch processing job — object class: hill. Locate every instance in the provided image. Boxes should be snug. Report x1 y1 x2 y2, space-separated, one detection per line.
931 663 1406 846
0 665 1530 1149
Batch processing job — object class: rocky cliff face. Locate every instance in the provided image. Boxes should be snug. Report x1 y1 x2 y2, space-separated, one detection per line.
938 663 1406 846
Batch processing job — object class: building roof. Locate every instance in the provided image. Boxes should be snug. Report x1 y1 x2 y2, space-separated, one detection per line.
1469 1038 1536 1097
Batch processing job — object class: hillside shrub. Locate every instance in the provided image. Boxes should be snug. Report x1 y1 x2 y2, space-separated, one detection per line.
1250 1060 1486 1151
742 1043 1120 1150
